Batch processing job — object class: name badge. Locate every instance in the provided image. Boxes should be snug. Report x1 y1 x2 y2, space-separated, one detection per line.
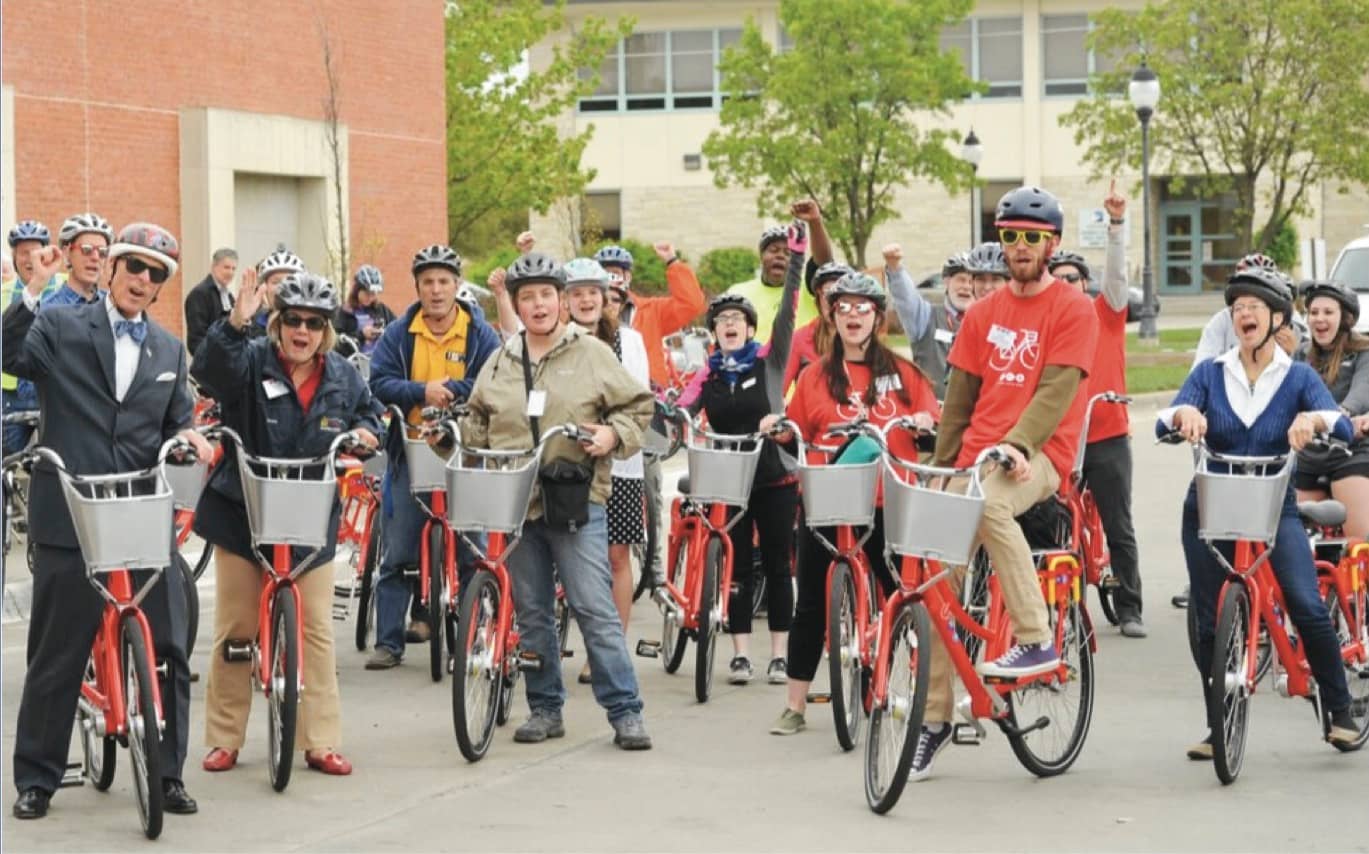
934 328 955 345
741 377 757 390
262 378 290 399
527 389 547 418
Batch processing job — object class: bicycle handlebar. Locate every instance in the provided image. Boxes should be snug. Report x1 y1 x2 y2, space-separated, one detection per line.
204 424 368 471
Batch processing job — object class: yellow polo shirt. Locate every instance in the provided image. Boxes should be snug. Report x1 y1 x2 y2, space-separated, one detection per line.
407 309 471 425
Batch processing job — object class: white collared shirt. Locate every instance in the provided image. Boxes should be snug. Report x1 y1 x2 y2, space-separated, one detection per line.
1160 345 1341 429
105 297 145 402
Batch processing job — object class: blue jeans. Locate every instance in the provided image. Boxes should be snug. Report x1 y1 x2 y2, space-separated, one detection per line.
508 504 644 722
375 461 481 655
2 390 36 456
1182 484 1351 712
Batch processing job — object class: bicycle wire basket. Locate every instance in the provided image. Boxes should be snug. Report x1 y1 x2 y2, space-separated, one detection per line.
58 466 175 573
235 451 339 548
1195 447 1292 543
445 451 540 535
403 432 450 493
686 433 762 506
798 456 879 528
881 458 986 566
164 459 208 512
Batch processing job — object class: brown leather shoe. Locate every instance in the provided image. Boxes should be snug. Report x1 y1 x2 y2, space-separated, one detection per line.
406 620 431 643
202 748 239 772
305 750 353 776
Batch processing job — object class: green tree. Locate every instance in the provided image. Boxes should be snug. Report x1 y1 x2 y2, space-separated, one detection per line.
701 0 977 267
1060 0 1369 258
444 1 632 255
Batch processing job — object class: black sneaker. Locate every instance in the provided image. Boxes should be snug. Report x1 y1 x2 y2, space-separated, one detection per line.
909 723 952 781
727 656 754 685
1171 586 1190 609
1328 708 1359 746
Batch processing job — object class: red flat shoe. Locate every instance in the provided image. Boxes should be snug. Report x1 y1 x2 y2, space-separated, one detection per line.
202 748 239 772
305 750 353 776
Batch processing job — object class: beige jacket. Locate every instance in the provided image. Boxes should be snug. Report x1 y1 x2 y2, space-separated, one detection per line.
459 323 653 519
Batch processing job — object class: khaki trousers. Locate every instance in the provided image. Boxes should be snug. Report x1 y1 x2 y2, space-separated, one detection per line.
925 460 1058 722
204 550 342 751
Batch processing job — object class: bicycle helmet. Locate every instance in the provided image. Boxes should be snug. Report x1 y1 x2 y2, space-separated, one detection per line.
824 271 888 313
758 225 788 254
965 242 1009 277
108 222 180 279
941 252 971 279
505 251 566 295
564 257 611 290
7 220 50 248
353 264 383 292
1225 267 1293 317
58 212 114 247
1301 279 1359 325
593 244 634 271
257 246 305 279
411 244 461 278
994 186 1064 233
706 293 758 329
808 261 854 297
1047 250 1092 282
275 271 340 316
1235 252 1278 273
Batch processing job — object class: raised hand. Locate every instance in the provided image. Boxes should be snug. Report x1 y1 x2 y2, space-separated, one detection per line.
516 231 536 254
1104 177 1127 221
790 199 822 223
25 246 64 295
653 241 676 262
231 267 265 326
487 267 508 297
881 243 904 269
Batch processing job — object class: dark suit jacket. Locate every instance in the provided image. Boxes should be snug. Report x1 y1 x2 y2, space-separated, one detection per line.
2 297 194 548
184 274 233 357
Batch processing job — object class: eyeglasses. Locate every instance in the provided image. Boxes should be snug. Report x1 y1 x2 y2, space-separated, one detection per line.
1056 272 1084 284
713 311 749 325
834 301 876 316
998 228 1054 247
123 256 169 284
282 312 329 332
77 243 110 259
1230 301 1269 315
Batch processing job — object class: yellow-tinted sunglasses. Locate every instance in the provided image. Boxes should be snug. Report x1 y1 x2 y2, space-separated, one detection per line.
998 227 1053 247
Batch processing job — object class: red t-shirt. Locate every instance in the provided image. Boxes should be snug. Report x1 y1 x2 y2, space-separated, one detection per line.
783 320 822 395
1086 295 1128 443
275 350 324 413
947 278 1098 480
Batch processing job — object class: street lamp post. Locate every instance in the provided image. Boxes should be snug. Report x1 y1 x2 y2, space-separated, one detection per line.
961 129 983 247
1129 62 1161 342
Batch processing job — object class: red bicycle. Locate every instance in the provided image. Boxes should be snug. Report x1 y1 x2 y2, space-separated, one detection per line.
334 450 385 651
1068 391 1130 625
42 438 194 838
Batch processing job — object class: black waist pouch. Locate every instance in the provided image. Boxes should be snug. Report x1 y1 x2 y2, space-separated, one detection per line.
539 459 593 532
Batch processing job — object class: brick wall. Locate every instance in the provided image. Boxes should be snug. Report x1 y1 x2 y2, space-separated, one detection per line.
1 0 445 331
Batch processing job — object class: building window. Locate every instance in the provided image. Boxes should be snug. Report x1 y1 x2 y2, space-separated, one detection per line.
940 17 1023 99
1041 14 1117 96
578 29 744 113
582 191 621 243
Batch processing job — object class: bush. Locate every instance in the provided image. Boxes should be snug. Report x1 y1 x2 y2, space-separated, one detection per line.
464 247 520 289
1258 220 1298 272
697 247 758 295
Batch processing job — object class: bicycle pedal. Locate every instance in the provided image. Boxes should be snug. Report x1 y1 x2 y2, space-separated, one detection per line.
805 692 831 704
951 723 983 746
635 639 661 659
223 639 253 662
59 763 85 788
982 674 1019 686
155 662 169 679
516 651 544 673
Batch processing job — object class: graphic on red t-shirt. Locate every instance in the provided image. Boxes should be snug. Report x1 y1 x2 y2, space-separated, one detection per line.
947 280 1099 480
787 358 941 469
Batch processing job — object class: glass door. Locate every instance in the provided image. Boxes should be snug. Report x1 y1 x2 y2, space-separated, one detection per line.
1160 202 1202 294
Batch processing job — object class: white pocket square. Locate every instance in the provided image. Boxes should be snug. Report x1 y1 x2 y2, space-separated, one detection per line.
155 372 177 382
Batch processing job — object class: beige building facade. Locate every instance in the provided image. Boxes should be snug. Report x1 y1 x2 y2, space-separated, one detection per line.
532 0 1368 290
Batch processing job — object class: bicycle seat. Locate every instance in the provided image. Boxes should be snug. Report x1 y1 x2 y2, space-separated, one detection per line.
1297 499 1346 529
676 475 690 495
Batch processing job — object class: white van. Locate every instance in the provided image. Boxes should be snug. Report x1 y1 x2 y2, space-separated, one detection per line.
1330 231 1369 331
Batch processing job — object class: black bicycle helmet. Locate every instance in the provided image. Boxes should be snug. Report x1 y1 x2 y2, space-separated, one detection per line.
1047 250 1091 282
1225 267 1293 317
411 244 462 278
593 244 634 271
824 271 887 313
941 252 971 279
506 251 566 295
353 264 383 291
965 242 1009 278
706 293 758 329
994 186 1064 233
275 272 340 316
758 225 788 254
7 220 50 248
808 261 853 297
58 212 114 247
1301 280 1359 325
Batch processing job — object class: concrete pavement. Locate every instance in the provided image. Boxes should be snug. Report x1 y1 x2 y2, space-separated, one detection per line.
3 401 1365 852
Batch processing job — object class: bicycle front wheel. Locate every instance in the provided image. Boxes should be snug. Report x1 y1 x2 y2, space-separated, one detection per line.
78 655 116 790
121 614 164 839
694 537 722 703
175 553 200 660
453 570 502 761
661 540 689 674
1006 602 1095 777
828 561 863 751
267 588 299 792
1326 584 1369 751
428 525 446 683
355 518 380 651
1209 582 1252 784
865 601 930 814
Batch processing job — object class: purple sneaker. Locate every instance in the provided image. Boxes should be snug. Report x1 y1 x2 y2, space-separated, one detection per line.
977 642 1059 679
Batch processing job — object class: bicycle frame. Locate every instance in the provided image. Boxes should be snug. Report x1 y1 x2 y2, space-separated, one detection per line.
257 545 307 697
81 568 165 745
659 496 736 633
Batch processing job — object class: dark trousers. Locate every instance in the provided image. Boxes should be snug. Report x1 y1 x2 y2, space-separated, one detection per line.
13 544 190 794
786 511 897 683
725 481 798 636
1181 485 1351 712
1080 435 1142 619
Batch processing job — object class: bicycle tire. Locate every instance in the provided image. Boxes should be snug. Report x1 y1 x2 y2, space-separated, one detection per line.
1186 588 1201 670
267 588 299 793
828 561 863 751
1096 583 1119 626
1209 582 1251 785
633 493 659 603
662 540 689 674
694 537 722 703
453 570 501 761
961 549 992 664
354 520 380 651
495 671 518 727
865 601 930 814
1325 586 1369 751
191 541 214 582
1005 602 1095 777
121 614 164 839
78 656 117 791
428 525 446 683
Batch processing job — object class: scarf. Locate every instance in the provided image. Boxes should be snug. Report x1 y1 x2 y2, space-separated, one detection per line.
708 340 760 388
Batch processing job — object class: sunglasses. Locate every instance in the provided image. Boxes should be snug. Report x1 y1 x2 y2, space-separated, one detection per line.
1056 272 1084 284
998 228 1054 247
77 243 110 259
282 312 329 332
834 301 876 316
124 256 169 284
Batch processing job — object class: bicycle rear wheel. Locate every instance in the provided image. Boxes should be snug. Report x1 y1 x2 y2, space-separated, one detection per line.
1209 582 1252 784
428 525 446 683
78 655 116 790
828 561 864 751
1006 602 1095 777
355 519 380 651
121 614 163 839
865 601 930 814
267 588 299 793
961 549 992 664
453 571 502 761
662 540 689 674
1096 579 1119 626
175 553 200 660
694 537 723 703
1326 585 1369 750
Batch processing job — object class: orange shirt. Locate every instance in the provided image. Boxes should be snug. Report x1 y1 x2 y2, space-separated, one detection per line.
629 261 707 388
1085 295 1129 443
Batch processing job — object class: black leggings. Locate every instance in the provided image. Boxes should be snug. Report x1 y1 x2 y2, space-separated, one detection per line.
786 509 897 683
726 481 799 635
